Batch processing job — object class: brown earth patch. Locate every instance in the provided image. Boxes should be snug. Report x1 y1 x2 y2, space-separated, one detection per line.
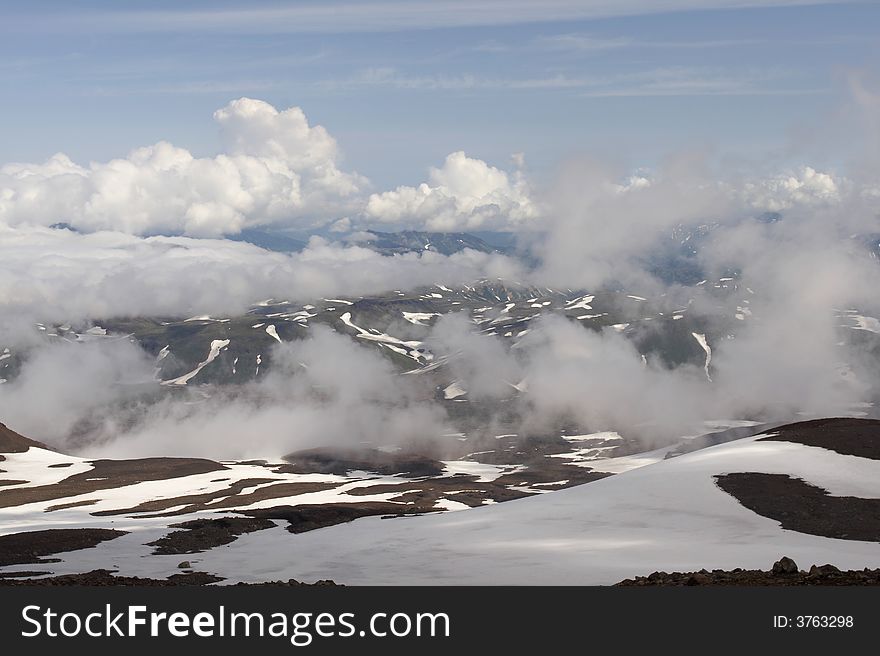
46 499 99 512
0 528 127 566
465 435 578 465
759 417 880 460
0 457 227 508
715 472 880 541
147 517 276 555
187 481 340 512
91 477 278 516
0 480 27 487
96 480 341 518
344 475 531 507
0 422 48 453
464 435 616 488
280 447 445 477
243 502 429 533
493 463 612 489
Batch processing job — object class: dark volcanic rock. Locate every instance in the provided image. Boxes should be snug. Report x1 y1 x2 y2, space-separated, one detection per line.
234 579 338 587
715 472 880 542
0 570 53 579
280 447 445 478
759 417 880 460
0 569 224 586
147 517 276 555
771 556 799 575
0 457 228 509
244 502 429 533
0 528 127 566
0 422 48 453
808 564 841 579
617 560 880 586
493 463 612 489
0 569 337 586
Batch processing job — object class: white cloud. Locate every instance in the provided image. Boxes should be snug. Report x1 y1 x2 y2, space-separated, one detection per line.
0 98 367 237
365 151 537 230
743 166 843 212
329 217 353 232
0 225 522 323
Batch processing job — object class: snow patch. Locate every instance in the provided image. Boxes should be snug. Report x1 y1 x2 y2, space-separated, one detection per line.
851 315 880 334
162 339 230 386
692 333 712 382
402 312 440 326
443 381 467 400
266 325 282 344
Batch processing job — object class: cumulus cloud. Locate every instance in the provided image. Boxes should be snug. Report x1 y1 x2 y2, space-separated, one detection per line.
0 98 367 237
365 151 537 230
742 166 843 212
2 94 864 243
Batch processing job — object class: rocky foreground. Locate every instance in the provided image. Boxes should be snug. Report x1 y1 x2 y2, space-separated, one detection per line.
7 558 878 587
617 557 880 586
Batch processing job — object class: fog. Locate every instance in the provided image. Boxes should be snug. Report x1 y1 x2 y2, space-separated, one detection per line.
0 327 449 460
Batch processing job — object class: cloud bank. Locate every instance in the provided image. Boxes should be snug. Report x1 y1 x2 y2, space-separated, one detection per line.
0 225 521 323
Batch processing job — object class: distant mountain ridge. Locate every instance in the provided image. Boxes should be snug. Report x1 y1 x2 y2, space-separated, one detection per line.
359 230 501 256
228 229 308 253
228 227 502 256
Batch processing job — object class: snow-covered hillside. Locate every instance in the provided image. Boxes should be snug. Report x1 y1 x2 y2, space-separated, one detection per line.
3 419 878 585
188 431 878 585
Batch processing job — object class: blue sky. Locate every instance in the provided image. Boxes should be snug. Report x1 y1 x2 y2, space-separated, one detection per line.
2 1 877 187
